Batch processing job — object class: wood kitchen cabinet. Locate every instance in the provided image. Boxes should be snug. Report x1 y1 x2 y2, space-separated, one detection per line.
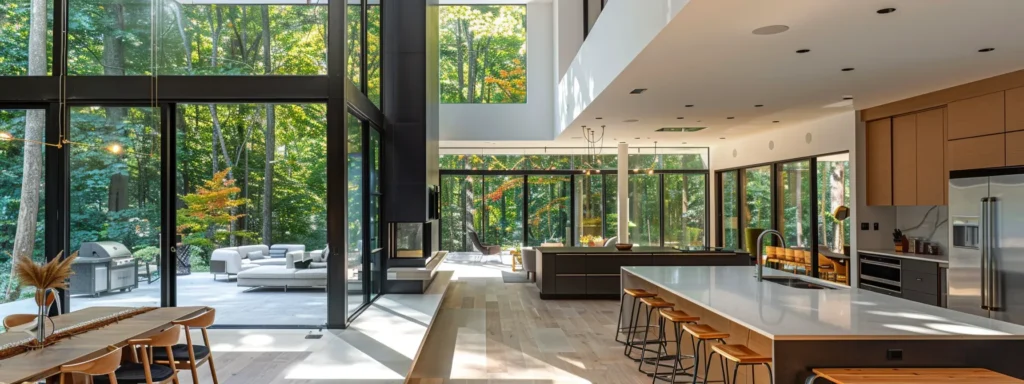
948 91 1005 140
916 108 946 205
892 114 918 205
1006 131 1024 166
948 134 1005 171
866 118 893 206
1007 87 1024 133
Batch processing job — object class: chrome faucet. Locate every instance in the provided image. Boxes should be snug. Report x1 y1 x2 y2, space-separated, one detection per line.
755 230 786 282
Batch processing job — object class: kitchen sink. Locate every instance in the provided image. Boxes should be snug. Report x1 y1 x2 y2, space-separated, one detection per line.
762 276 835 290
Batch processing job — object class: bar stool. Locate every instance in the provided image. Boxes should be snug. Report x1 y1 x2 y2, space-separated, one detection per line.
708 344 773 384
649 309 700 383
625 297 674 360
617 288 659 345
682 324 730 384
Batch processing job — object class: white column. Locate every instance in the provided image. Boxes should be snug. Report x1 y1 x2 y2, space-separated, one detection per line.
617 142 629 244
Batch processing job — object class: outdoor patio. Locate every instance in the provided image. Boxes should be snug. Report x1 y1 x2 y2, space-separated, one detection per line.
0 272 328 327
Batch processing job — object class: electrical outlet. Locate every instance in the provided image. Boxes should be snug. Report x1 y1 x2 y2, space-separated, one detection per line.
886 349 903 361
874 222 880 230
861 222 869 230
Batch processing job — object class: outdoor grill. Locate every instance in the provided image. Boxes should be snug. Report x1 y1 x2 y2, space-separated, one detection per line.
70 241 139 297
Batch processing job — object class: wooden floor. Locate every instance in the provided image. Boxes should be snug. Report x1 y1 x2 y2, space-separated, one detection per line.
408 275 653 384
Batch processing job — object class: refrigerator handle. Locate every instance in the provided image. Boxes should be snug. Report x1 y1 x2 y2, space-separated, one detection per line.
981 197 989 310
989 197 1000 311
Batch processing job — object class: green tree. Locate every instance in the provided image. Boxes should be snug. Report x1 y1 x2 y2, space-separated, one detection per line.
177 169 251 262
439 5 527 103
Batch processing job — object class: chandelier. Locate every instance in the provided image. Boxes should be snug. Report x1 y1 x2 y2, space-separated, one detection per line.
581 125 605 175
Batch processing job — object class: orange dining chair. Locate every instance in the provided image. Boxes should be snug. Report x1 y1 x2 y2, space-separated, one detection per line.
155 308 219 384
59 345 122 384
95 325 182 384
2 314 38 329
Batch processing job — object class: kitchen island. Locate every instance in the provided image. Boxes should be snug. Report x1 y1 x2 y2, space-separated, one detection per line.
622 266 1024 383
535 247 748 299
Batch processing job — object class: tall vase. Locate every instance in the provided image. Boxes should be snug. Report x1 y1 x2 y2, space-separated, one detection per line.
35 288 47 345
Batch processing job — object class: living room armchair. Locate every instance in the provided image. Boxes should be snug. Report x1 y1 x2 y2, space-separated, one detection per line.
469 231 501 256
210 245 269 280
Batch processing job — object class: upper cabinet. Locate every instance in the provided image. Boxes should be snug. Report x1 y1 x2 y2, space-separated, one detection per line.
916 108 946 206
1007 87 1024 133
948 91 1005 140
866 119 893 206
892 114 917 206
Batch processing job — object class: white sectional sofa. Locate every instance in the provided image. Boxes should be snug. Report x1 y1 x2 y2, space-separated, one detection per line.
209 244 306 280
235 247 328 289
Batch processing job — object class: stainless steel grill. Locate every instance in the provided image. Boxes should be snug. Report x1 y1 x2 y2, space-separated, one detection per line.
71 241 139 297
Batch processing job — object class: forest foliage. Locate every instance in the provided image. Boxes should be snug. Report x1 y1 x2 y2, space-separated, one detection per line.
439 5 527 104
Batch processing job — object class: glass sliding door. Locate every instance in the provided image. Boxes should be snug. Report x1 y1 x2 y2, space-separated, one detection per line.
664 173 706 248
628 174 660 246
527 175 570 246
482 175 524 250
575 174 604 246
778 161 812 248
816 154 850 253
346 112 365 314
0 109 47 324
720 171 739 249
369 127 382 298
176 103 327 326
69 106 161 311
440 175 483 252
742 166 773 234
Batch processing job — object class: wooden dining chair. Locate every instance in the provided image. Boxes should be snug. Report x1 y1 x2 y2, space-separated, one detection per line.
59 345 122 384
156 308 219 384
96 325 182 384
2 313 38 329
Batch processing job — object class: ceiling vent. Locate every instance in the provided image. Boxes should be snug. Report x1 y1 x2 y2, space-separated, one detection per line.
629 88 647 94
656 127 683 132
684 127 707 132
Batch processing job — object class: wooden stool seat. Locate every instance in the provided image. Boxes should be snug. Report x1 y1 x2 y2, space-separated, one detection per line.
683 323 729 340
659 309 699 323
640 297 674 308
712 344 772 364
624 288 657 298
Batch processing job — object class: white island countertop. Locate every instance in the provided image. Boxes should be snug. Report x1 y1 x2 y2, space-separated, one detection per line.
623 266 1024 341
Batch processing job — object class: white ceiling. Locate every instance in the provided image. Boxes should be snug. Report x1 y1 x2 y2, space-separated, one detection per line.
522 0 1024 149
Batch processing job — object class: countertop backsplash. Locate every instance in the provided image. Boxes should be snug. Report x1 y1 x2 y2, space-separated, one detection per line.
895 205 949 254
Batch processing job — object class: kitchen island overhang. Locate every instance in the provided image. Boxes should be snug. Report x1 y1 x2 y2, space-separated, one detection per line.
621 266 1024 383
534 247 750 300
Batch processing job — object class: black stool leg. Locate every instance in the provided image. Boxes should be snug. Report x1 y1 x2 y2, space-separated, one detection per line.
651 316 667 381
638 305 659 368
669 322 682 383
691 338 702 384
615 292 628 344
625 301 645 357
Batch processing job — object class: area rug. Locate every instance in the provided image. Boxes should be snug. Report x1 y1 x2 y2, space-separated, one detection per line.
501 271 531 284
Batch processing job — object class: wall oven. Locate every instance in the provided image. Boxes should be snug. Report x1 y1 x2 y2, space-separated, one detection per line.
859 254 902 294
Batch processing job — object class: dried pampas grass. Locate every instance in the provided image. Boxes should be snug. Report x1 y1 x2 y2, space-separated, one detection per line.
14 251 78 298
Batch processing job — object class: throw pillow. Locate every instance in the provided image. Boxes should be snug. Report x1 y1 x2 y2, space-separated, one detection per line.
268 249 288 258
247 251 265 260
294 259 312 269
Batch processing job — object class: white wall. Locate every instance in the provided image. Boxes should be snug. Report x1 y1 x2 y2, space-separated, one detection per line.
556 0 690 135
708 111 883 285
555 0 583 79
439 3 556 141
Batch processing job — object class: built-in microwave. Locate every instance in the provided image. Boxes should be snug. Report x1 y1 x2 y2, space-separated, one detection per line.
860 254 901 293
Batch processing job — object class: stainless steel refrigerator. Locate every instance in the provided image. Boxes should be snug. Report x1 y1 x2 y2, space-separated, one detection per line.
949 171 1024 324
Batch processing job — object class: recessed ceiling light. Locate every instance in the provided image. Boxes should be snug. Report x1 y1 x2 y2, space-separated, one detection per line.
842 67 855 72
681 142 687 144
685 104 694 107
727 117 735 120
773 121 780 123
624 119 639 123
634 137 641 140
877 7 896 14
676 117 684 119
630 88 647 94
979 48 995 53
752 25 790 35
796 49 811 54
719 137 726 140
596 117 603 119
755 104 764 108
571 136 583 139
843 96 854 100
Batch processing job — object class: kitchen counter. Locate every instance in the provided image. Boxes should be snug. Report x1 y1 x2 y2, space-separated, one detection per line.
534 246 745 254
859 248 949 264
623 265 1021 340
621 265 1024 382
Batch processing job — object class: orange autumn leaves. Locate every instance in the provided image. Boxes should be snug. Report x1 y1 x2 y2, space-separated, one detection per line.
484 59 526 103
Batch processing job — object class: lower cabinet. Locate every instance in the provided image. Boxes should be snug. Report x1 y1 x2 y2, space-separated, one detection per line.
586 275 621 295
555 276 587 294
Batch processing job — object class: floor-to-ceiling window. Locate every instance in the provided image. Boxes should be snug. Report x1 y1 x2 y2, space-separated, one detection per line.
742 166 773 238
664 173 707 248
0 109 47 323
70 106 161 310
628 174 660 246
526 175 570 246
346 111 365 314
778 160 812 248
482 175 524 250
719 171 739 250
439 4 527 104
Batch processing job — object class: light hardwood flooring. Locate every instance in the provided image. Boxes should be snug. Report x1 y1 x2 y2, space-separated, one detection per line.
408 273 654 384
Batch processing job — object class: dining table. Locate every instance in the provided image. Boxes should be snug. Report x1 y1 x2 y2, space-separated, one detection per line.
0 306 207 384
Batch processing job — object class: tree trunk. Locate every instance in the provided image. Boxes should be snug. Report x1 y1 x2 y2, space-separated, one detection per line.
794 168 803 246
830 162 846 251
169 0 193 72
262 6 274 246
466 21 476 103
455 20 465 102
3 0 48 302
